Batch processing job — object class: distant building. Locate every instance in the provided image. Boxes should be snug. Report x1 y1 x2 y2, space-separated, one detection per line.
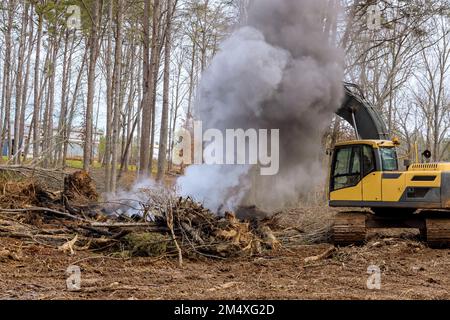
65 127 104 159
2 125 104 160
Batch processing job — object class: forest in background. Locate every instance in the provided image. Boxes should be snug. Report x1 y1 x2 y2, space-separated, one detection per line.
1 0 450 192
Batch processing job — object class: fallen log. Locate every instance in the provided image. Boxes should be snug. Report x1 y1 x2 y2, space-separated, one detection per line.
0 207 88 222
303 246 336 263
91 222 163 228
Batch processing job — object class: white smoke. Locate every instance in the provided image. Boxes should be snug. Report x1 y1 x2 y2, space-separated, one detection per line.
178 164 251 213
177 0 344 213
105 178 158 217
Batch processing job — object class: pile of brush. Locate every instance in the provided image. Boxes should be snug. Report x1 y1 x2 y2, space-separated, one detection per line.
96 195 281 262
0 169 281 263
152 197 280 259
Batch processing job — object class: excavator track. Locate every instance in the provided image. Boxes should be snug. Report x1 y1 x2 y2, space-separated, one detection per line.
425 218 450 248
333 212 367 246
332 210 450 248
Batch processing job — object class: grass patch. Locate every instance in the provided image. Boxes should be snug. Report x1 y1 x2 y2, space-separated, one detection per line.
65 159 141 172
65 159 103 169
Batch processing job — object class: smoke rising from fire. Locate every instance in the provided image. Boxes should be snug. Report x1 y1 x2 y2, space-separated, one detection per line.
177 0 344 213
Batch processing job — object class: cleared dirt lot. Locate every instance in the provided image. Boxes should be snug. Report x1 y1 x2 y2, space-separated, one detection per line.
0 170 448 300
1 223 449 300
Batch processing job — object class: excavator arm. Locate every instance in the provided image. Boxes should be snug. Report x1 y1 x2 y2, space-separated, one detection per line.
336 83 389 140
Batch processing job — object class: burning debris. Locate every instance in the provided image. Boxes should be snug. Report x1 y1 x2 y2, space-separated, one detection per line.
155 197 280 258
108 191 281 260
0 169 290 263
0 167 336 270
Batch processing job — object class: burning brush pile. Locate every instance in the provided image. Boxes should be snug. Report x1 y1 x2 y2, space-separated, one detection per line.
104 184 282 260
149 197 280 258
0 169 286 263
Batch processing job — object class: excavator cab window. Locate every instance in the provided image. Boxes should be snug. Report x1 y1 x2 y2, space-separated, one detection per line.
362 145 375 176
331 146 362 191
380 147 398 171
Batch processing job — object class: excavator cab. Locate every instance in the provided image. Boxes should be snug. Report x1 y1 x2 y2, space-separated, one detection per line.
329 140 398 206
329 139 450 211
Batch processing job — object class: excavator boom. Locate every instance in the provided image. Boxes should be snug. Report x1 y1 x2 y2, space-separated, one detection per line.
336 83 389 140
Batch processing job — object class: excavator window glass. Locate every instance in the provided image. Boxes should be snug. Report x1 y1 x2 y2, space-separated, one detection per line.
380 147 398 171
362 145 375 176
332 146 361 191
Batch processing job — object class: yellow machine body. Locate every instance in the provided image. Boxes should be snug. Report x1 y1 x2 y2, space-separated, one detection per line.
328 140 450 210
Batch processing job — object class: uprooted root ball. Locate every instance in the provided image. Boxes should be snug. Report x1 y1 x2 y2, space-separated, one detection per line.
63 170 98 203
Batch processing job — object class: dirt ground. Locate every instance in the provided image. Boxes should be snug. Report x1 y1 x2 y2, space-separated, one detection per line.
0 169 449 300
1 218 449 300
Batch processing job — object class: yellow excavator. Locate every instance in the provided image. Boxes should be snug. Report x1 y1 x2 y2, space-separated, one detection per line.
329 83 450 247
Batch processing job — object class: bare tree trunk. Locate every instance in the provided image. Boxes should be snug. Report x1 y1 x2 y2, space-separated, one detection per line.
123 42 137 172
136 46 143 170
1 0 15 158
186 42 196 118
18 4 34 163
139 0 152 175
149 26 164 173
111 0 124 192
139 0 160 176
56 30 76 166
83 0 102 171
168 56 183 171
13 3 29 163
94 84 101 163
33 12 43 160
157 0 174 181
42 37 60 167
104 0 113 192
200 0 209 73
149 53 159 173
